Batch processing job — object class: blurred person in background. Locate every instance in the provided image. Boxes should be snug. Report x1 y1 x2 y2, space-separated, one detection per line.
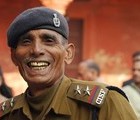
77 59 104 82
0 66 13 102
122 51 140 87
122 52 140 119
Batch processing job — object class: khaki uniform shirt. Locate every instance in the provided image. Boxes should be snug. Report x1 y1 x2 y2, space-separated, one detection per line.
0 76 138 120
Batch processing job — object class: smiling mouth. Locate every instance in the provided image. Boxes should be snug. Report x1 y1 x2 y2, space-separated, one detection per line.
27 61 50 70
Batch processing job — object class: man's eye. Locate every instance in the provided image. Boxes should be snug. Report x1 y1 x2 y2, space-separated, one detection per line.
44 38 55 44
45 38 54 42
18 39 31 46
42 34 57 45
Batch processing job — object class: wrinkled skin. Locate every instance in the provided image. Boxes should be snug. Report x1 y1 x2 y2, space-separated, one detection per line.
11 29 75 96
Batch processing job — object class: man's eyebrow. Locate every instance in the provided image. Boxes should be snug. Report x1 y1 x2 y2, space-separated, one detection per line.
19 33 32 39
40 33 62 43
41 33 57 39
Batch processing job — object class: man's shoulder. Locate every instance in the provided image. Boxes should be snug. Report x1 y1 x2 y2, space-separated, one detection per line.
70 78 107 86
67 77 129 107
67 78 109 108
0 93 24 118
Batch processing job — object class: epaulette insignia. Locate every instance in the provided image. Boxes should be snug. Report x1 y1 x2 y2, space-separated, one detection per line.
67 83 108 108
0 97 15 117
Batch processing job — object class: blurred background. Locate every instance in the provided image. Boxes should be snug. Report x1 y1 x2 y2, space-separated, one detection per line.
0 0 140 96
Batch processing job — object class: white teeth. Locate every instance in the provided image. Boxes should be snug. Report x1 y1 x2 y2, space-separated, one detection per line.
30 62 49 67
32 66 46 70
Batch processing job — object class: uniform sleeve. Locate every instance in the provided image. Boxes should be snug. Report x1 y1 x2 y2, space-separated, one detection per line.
98 90 138 120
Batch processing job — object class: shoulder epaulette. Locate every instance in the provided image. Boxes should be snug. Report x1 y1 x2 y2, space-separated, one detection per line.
67 81 108 108
0 94 23 118
0 98 14 117
106 86 129 101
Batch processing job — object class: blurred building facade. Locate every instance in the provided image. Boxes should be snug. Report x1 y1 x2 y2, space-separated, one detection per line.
0 0 140 95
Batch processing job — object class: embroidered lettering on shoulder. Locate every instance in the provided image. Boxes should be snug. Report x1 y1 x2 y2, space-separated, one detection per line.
96 88 106 105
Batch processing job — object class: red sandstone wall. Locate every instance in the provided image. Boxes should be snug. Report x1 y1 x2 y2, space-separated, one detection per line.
67 0 140 75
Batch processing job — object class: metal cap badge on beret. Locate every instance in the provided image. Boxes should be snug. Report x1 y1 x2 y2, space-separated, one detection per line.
7 7 69 48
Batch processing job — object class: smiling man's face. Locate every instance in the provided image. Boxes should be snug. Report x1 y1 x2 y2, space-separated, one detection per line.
11 29 74 88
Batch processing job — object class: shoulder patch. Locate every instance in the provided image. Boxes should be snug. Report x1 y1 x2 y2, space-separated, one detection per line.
67 82 108 108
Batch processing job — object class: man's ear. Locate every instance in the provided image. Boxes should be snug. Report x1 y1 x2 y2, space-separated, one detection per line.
10 48 18 66
65 43 75 64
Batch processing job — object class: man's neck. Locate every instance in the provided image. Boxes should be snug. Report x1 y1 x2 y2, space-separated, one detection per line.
28 78 63 97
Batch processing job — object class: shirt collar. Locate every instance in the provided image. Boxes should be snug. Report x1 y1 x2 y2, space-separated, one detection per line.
50 76 72 116
11 93 32 119
12 76 72 117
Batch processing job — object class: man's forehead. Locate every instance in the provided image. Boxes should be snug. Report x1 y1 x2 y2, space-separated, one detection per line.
21 29 60 36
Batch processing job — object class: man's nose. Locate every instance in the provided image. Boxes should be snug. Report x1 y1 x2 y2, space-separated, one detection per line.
30 42 44 56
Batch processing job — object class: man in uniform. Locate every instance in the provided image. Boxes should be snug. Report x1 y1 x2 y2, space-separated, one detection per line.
0 7 138 120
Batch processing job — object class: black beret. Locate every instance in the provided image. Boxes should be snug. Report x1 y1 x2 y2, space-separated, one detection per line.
7 7 69 48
